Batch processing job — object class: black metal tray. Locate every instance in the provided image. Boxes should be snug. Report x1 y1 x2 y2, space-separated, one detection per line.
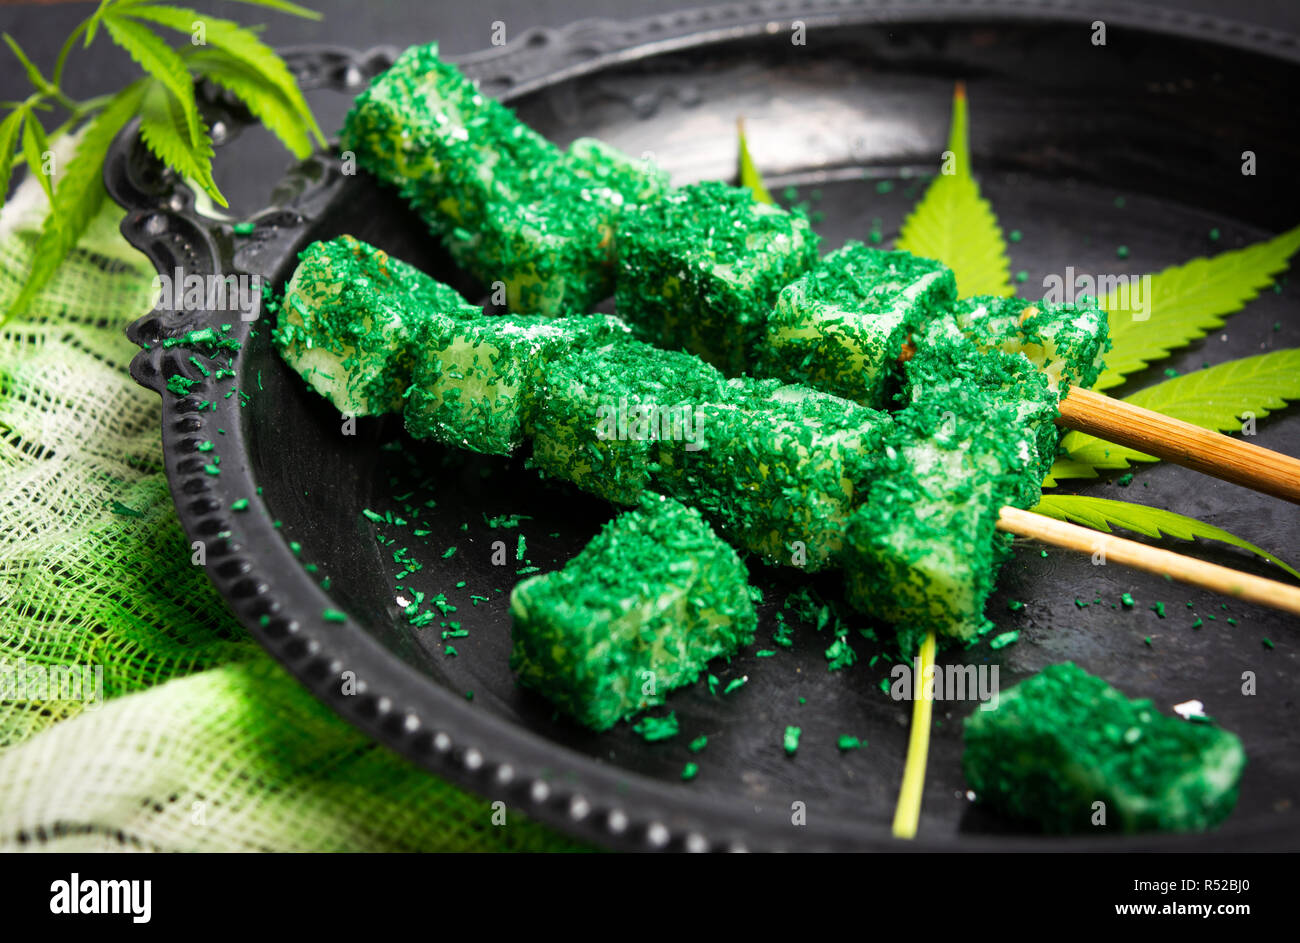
114 1 1300 851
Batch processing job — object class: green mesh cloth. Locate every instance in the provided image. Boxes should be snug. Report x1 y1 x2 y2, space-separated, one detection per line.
0 174 582 852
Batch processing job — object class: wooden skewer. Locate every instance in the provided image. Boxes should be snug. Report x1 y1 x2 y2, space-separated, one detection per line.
998 506 1300 616
1056 387 1300 505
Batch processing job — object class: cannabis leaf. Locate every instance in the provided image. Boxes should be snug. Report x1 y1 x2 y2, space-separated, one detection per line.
137 78 219 198
185 46 313 158
1032 494 1300 582
1055 349 1300 474
895 82 1014 298
1 0 322 324
736 117 774 205
101 12 206 172
1095 224 1300 391
0 107 25 200
7 83 147 318
120 3 325 147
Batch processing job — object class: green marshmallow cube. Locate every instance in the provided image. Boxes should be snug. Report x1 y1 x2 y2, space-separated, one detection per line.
903 318 1063 483
963 662 1246 833
404 313 630 455
616 181 820 375
953 295 1110 392
658 379 889 571
510 492 757 730
565 137 665 202
274 235 480 416
530 341 727 504
759 242 956 407
340 43 558 234
343 43 667 316
843 393 1041 647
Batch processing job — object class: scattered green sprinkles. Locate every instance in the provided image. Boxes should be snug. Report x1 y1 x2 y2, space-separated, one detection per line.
1008 229 1022 242
231 498 249 511
688 735 708 753
783 725 801 755
1116 245 1129 259
723 677 748 695
1007 600 1024 611
322 608 347 623
837 735 863 751
166 374 197 396
1150 602 1166 618
1262 638 1274 649
989 630 1019 650
232 221 255 235
633 712 679 742
681 762 699 781
1121 592 1135 608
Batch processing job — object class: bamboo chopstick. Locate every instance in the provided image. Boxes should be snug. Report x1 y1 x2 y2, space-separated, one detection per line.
1056 387 1300 505
997 506 1300 616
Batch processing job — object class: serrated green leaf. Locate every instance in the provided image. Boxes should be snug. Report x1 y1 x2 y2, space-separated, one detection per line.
101 11 203 150
3 33 54 94
895 82 1013 298
0 105 28 202
20 111 53 204
121 4 324 147
1041 457 1100 488
4 83 146 323
137 78 223 205
1059 348 1300 474
736 118 774 205
1095 224 1300 391
85 0 118 48
120 0 321 19
186 46 311 158
1031 494 1300 583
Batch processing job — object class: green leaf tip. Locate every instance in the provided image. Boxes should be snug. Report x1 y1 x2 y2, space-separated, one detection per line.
1031 494 1300 583
896 81 1013 298
736 117 775 205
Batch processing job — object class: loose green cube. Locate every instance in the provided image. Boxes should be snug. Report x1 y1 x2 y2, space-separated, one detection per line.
951 295 1111 392
530 341 727 504
616 181 820 374
274 235 480 416
759 242 956 407
658 379 889 570
404 313 630 454
843 393 1040 650
509 492 757 730
963 662 1246 833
